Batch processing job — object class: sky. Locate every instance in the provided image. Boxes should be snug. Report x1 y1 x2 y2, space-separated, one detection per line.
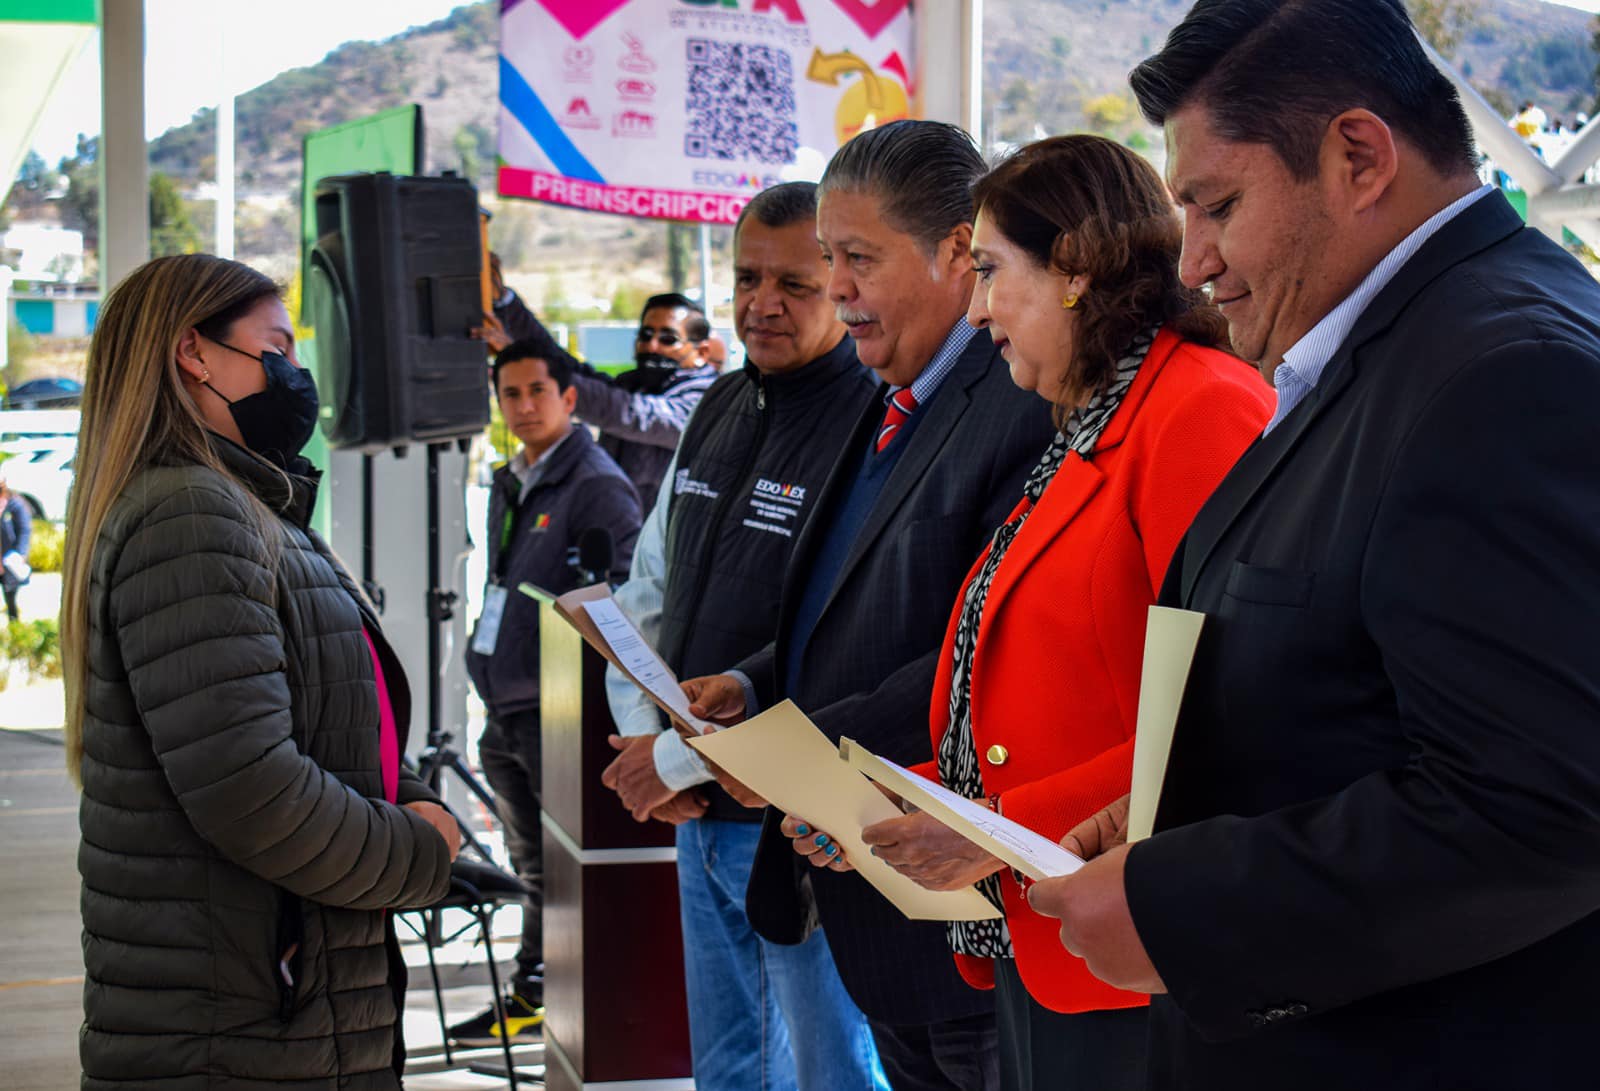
23 0 1600 166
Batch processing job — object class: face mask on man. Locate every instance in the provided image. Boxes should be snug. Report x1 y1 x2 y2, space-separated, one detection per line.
203 340 320 461
621 351 686 395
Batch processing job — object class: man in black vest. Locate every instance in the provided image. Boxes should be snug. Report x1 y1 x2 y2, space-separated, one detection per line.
452 343 641 1046
684 122 1056 1090
600 183 888 1089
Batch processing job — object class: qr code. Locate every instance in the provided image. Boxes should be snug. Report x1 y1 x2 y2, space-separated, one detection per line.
685 39 799 164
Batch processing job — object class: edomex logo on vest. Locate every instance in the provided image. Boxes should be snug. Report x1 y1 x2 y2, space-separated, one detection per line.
755 478 807 502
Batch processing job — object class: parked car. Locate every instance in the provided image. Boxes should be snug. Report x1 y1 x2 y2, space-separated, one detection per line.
5 377 83 409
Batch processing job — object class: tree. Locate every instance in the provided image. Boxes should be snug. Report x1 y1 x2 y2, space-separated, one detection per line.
1592 14 1600 114
1083 93 1132 134
16 150 55 194
1406 0 1483 59
56 134 99 251
150 172 202 257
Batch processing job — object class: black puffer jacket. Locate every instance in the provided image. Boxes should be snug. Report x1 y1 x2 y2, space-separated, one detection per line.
77 436 452 1090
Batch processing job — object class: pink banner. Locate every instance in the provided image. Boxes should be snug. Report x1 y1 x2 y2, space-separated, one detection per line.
498 166 753 226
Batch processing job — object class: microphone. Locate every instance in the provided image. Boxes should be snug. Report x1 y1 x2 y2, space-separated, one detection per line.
571 527 615 586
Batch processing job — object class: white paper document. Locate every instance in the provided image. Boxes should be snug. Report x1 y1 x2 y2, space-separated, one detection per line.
521 581 711 736
687 702 1001 922
1127 606 1206 843
579 597 710 732
840 738 1085 882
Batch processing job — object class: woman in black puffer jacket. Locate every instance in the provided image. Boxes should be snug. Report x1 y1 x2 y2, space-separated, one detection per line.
61 254 459 1089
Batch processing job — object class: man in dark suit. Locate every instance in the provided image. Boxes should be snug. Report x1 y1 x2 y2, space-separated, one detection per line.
684 121 1056 1089
1026 2 1600 1088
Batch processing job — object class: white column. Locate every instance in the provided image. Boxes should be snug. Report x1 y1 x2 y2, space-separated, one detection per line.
916 0 983 138
100 0 150 289
216 93 236 259
214 5 235 259
698 222 713 324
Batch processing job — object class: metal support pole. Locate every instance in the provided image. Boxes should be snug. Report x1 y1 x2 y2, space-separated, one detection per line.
100 0 150 289
916 0 982 136
698 222 713 324
214 5 235 259
217 93 236 259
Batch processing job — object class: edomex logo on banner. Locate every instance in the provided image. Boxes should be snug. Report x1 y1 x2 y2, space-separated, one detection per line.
497 0 916 224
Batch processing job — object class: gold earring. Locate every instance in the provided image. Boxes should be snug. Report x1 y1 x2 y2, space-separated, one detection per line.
201 368 210 382
1062 293 1079 310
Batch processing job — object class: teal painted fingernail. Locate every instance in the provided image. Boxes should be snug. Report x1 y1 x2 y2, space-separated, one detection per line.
796 824 810 836
827 844 840 857
815 834 830 847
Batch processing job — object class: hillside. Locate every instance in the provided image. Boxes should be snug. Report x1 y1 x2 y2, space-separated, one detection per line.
135 0 1597 300
988 0 1596 148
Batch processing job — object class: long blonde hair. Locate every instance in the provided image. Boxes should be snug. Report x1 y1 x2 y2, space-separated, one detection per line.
62 254 282 783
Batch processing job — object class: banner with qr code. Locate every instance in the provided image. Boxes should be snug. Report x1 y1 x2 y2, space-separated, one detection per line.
496 0 916 225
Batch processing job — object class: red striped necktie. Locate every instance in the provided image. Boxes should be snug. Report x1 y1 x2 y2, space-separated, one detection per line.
876 386 919 453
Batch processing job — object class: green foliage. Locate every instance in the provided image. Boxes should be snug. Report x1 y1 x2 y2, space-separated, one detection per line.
6 320 34 385
150 173 202 257
55 134 98 250
27 520 64 575
453 123 497 188
2 618 61 681
1406 0 1483 58
1083 93 1132 133
1500 31 1597 112
15 150 56 194
1594 15 1600 113
610 283 651 320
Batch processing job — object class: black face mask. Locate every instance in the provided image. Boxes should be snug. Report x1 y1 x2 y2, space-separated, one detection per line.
204 340 320 461
618 352 686 395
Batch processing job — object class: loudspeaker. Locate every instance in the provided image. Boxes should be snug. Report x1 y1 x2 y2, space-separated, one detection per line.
306 172 489 452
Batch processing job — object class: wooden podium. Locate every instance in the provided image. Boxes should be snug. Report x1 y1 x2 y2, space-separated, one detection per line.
539 599 694 1090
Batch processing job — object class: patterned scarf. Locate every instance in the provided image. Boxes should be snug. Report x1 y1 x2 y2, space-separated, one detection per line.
938 327 1157 958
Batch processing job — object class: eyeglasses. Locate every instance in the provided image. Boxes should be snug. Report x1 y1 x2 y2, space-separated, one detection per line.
636 327 691 347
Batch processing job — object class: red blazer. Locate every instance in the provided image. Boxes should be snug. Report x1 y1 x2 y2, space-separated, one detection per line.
915 327 1272 1013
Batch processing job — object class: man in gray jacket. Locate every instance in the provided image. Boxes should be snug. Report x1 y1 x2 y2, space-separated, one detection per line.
478 273 718 515
456 341 642 1045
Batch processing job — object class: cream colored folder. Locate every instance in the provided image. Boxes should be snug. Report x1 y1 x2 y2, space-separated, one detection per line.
1127 606 1206 842
687 702 1001 922
840 738 1085 881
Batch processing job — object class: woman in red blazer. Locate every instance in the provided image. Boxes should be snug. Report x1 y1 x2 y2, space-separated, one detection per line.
790 135 1272 1088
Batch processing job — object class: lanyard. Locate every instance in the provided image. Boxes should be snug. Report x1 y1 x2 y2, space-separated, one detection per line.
494 475 524 582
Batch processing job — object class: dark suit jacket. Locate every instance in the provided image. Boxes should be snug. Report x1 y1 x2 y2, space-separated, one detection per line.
736 328 1057 1025
1124 191 1600 1089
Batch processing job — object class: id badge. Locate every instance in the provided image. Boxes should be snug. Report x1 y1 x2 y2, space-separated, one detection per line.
472 585 510 655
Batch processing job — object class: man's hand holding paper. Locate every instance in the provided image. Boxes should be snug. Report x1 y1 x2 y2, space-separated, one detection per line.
682 673 750 727
601 734 678 820
679 675 768 807
1026 793 1163 995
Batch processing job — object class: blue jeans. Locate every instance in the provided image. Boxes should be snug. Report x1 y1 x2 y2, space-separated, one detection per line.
677 817 889 1091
